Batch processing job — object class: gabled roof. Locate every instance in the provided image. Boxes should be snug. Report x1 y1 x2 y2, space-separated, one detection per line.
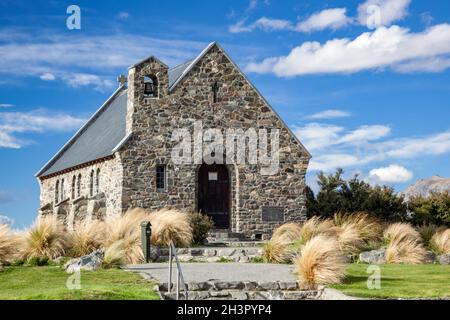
37 41 310 178
36 86 128 177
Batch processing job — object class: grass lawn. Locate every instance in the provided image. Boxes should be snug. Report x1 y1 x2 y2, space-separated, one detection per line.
0 266 159 300
332 264 450 299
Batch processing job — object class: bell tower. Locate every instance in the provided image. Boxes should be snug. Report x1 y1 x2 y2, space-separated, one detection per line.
126 55 169 134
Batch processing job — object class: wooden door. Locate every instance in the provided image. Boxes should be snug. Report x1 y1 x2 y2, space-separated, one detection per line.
198 164 230 229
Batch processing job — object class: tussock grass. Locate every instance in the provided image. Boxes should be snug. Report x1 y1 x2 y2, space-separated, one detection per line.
430 229 450 255
383 223 421 244
262 240 291 263
417 224 444 247
0 224 19 263
336 223 363 255
66 219 105 257
335 212 382 244
102 240 127 268
296 216 335 247
101 207 192 264
385 238 427 264
271 222 302 244
21 215 66 260
294 235 346 289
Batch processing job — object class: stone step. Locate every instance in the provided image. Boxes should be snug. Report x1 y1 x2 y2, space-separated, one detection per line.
157 247 263 263
157 281 323 300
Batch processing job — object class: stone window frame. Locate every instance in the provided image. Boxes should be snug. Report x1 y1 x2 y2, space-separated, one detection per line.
55 180 59 203
89 169 94 197
60 178 65 202
77 173 82 198
96 168 100 194
71 175 76 199
212 81 220 104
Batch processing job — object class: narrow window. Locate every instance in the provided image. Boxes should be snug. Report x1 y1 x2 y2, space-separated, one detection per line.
212 81 219 103
77 174 81 197
89 170 94 197
61 179 65 202
144 75 158 98
156 165 166 191
96 168 100 194
71 176 76 199
55 180 59 203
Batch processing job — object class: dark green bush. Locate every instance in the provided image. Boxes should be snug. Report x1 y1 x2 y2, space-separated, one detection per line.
26 256 49 266
189 212 214 245
408 192 450 226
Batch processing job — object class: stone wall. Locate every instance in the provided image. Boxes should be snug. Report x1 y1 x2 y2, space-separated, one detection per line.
120 44 309 239
37 156 123 225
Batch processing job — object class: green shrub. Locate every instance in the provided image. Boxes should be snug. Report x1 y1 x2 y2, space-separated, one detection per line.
250 256 264 263
10 259 25 267
26 256 49 266
189 212 214 245
408 192 450 226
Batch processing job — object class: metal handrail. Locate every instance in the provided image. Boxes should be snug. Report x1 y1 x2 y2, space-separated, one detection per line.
168 241 188 300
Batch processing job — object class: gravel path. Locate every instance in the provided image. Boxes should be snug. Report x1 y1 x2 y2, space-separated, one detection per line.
125 263 297 283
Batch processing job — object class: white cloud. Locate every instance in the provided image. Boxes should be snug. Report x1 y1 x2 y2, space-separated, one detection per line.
338 125 391 144
0 110 86 148
294 123 344 151
296 8 351 32
117 12 130 20
0 104 14 108
229 17 293 33
306 109 351 120
357 0 411 28
369 164 413 183
246 24 450 76
295 120 450 173
0 29 207 90
40 72 55 81
0 215 14 227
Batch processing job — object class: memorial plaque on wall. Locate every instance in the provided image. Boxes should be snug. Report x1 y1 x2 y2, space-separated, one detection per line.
262 206 284 222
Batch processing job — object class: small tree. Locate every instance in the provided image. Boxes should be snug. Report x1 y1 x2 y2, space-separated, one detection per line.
408 192 450 226
307 169 407 221
189 212 214 245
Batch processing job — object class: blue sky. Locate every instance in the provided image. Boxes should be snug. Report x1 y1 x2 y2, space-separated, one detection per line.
1 0 450 228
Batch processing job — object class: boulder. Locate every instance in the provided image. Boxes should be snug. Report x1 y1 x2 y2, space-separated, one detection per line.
359 249 386 264
438 254 450 265
64 250 104 273
424 251 437 264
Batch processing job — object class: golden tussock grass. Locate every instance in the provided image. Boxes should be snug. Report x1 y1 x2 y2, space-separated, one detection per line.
262 240 292 263
383 222 422 244
430 229 450 255
148 208 192 247
299 217 336 245
0 224 20 263
385 238 427 264
21 215 66 260
271 222 302 244
66 219 105 257
293 235 346 289
102 240 127 268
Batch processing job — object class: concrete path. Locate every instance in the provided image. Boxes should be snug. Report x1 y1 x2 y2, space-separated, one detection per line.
125 263 297 283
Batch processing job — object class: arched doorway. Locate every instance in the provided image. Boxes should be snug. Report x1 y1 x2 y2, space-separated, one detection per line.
197 163 230 229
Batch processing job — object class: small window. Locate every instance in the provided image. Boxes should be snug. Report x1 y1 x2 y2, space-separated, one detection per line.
212 81 219 103
77 174 81 197
96 168 100 194
61 179 65 202
55 180 59 203
156 165 166 191
89 170 94 197
144 75 158 98
71 176 76 199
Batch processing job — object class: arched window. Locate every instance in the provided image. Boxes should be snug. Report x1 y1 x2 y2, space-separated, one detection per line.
55 180 59 203
77 174 81 197
89 170 94 197
96 168 100 194
61 179 65 202
143 75 158 98
212 81 219 103
71 176 76 199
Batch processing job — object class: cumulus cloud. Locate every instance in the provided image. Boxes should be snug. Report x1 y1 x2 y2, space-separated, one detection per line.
0 110 86 148
306 109 351 120
229 17 293 33
40 72 55 81
246 24 450 76
0 215 14 227
296 8 351 32
357 0 411 28
369 164 413 183
295 121 450 172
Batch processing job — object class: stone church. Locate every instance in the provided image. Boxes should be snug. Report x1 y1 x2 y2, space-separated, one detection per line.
36 42 310 239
